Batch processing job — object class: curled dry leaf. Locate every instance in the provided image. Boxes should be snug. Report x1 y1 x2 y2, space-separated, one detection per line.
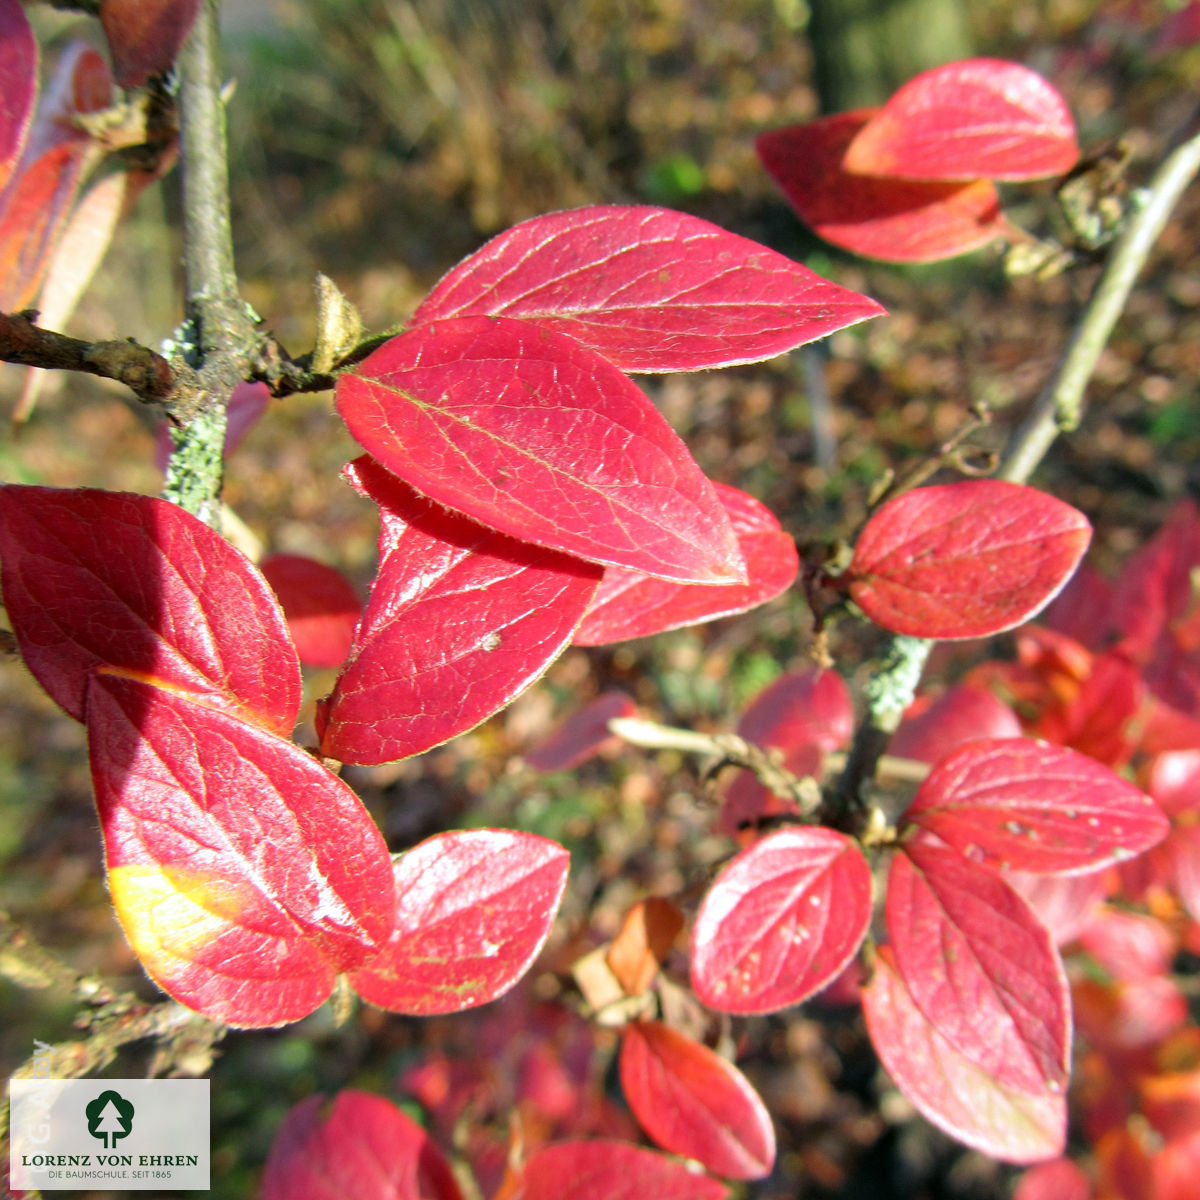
843 59 1079 182
606 897 684 996
862 946 1067 1163
756 111 1006 263
349 829 569 1015
573 482 799 646
336 318 743 585
848 480 1092 639
317 457 601 765
87 675 394 1028
619 1020 776 1180
411 204 884 372
691 826 872 1014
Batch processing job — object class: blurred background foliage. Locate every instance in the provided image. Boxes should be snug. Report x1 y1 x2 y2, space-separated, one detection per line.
2 1 1200 1196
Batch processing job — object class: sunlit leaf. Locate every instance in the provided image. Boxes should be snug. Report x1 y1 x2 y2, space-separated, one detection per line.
902 738 1167 874
862 946 1066 1163
411 205 884 372
620 1021 775 1180
337 318 743 584
0 485 300 735
87 675 394 1028
691 827 872 1014
317 457 601 765
843 59 1079 182
573 483 798 645
757 111 1006 263
885 841 1071 1095
848 480 1091 639
349 830 569 1015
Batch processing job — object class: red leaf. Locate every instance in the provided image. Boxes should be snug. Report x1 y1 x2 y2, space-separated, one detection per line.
690 827 872 1014
1013 1158 1092 1200
0 44 111 310
573 483 798 645
902 738 1167 875
848 480 1091 639
756 112 1006 263
1075 906 1176 981
260 554 361 669
11 170 131 426
1004 870 1107 946
87 674 394 1028
0 0 37 191
99 0 201 89
509 1141 727 1200
863 946 1066 1162
349 829 569 1015
410 205 884 372
1149 748 1200 818
525 691 637 771
1110 500 1200 653
316 457 601 765
843 59 1079 182
890 683 1023 765
0 485 300 735
619 1022 774 1180
263 1091 463 1200
885 842 1071 1094
336 318 743 585
737 667 855 755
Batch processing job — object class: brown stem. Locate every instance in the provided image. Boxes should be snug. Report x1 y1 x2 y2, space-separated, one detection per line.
0 312 189 407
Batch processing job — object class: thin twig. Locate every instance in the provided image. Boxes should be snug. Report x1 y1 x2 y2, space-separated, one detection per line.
608 716 930 798
833 126 1200 814
1001 126 1200 485
0 312 185 405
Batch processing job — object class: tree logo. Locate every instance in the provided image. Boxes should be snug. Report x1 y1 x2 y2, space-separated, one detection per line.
85 1089 134 1149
